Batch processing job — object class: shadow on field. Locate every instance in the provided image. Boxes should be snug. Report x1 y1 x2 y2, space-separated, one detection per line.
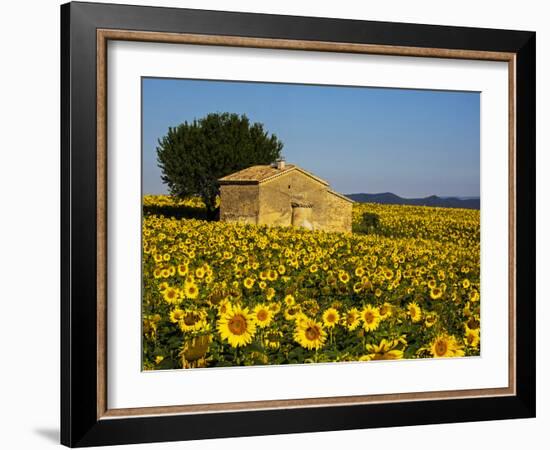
143 204 207 220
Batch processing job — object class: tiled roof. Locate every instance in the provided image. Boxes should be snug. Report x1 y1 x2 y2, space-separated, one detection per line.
219 164 329 186
327 189 354 203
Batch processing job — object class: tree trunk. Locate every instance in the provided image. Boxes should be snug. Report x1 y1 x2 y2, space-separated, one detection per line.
205 206 220 221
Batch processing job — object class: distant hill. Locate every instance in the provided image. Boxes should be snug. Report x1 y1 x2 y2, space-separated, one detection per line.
346 192 480 210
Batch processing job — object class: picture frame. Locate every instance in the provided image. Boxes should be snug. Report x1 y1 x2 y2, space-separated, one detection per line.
60 1 536 447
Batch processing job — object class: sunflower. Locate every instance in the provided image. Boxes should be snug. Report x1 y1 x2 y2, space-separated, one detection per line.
342 308 361 331
355 266 365 277
253 304 273 328
430 334 465 358
183 280 199 299
294 312 310 328
243 277 255 289
294 318 326 350
284 294 295 306
265 287 276 301
267 269 278 281
178 310 205 332
407 301 422 322
302 299 320 316
263 330 283 349
466 316 480 330
322 308 340 328
162 286 180 304
464 327 480 348
430 287 443 300
169 308 185 323
360 305 381 332
424 312 437 328
217 299 232 317
284 305 301 321
469 289 480 302
363 338 404 361
462 279 471 289
268 301 281 315
338 271 350 284
361 276 372 290
217 305 257 348
379 303 392 320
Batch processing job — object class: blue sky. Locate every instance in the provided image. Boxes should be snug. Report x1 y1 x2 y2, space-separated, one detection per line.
142 78 480 198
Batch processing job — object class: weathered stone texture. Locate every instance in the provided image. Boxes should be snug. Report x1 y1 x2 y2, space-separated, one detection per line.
219 184 259 224
219 165 353 233
259 170 326 228
320 191 353 233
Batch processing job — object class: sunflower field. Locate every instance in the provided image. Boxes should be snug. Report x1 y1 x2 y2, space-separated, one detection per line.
142 195 480 370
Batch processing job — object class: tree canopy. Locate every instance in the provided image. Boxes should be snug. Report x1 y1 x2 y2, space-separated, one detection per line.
157 112 283 219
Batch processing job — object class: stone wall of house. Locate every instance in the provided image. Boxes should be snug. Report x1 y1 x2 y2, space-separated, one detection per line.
219 184 260 224
315 191 353 233
258 171 326 227
219 169 353 233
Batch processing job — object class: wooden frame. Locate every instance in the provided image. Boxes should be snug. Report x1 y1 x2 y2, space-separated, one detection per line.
61 1 535 447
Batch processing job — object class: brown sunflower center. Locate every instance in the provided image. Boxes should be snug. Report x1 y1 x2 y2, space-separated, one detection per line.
228 314 247 335
167 290 176 298
327 313 336 323
184 313 199 326
435 340 448 356
305 326 320 341
257 310 268 321
364 312 374 323
380 306 388 315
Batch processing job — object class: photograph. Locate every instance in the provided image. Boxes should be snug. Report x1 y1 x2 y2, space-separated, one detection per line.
141 78 481 370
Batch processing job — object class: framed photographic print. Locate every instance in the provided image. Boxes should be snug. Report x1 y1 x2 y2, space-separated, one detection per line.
60 1 536 447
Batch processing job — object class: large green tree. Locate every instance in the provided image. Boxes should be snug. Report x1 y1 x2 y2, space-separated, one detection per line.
157 112 283 220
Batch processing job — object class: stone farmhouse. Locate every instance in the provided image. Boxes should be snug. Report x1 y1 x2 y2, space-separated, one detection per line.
218 160 353 233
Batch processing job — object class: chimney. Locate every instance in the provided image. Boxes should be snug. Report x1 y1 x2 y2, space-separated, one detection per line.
276 157 286 170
